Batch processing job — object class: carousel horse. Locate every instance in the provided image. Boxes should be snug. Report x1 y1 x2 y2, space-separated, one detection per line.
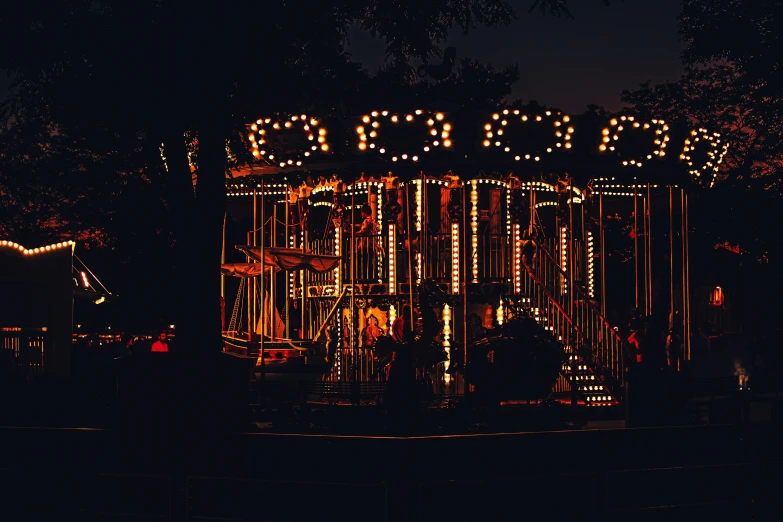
448 312 566 403
372 281 450 405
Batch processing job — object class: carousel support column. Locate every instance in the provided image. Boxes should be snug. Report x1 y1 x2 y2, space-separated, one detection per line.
420 171 427 280
406 184 415 328
351 190 358 385
285 188 290 339
302 229 308 340
600 191 606 317
251 189 257 341
462 185 469 397
634 185 640 310
271 197 277 342
683 190 692 360
643 192 649 317
647 183 653 317
669 187 675 330
568 179 577 407
259 181 266 402
221 212 226 300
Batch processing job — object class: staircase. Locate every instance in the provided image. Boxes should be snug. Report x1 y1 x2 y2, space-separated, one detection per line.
510 239 625 406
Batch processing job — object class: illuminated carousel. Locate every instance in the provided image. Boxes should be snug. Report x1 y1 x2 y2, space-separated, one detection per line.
218 106 728 406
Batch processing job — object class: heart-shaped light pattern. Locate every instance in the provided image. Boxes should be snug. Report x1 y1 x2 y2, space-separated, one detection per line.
247 114 329 168
482 109 574 162
599 116 669 168
680 128 729 188
355 109 452 162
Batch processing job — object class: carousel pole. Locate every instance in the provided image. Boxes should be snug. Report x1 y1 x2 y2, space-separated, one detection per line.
600 191 606 317
633 185 639 310
568 178 577 407
302 228 308 340
669 186 675 325
683 190 691 360
420 171 426 279
351 188 357 383
259 180 266 396
462 183 469 397
405 183 415 329
647 183 653 317
271 197 277 342
221 212 226 300
285 187 290 339
251 189 257 340
643 188 649 317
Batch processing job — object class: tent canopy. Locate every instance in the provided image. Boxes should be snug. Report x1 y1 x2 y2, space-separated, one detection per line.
222 246 340 278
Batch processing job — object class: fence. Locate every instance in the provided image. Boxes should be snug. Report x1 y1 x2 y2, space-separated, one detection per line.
0 326 47 374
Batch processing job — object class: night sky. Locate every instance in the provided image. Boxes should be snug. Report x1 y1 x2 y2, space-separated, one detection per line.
347 0 684 113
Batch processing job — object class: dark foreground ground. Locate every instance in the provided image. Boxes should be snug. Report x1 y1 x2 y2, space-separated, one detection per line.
1 354 782 521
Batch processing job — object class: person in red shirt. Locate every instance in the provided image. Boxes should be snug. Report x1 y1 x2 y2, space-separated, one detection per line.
150 332 169 353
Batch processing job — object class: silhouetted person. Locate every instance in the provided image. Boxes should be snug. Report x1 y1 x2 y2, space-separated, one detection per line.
386 305 417 417
150 332 169 353
325 326 339 366
666 310 683 371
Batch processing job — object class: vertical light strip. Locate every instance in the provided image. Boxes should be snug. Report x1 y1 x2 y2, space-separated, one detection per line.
388 223 396 294
442 304 451 384
587 230 595 298
470 181 479 283
415 180 422 232
289 233 296 296
415 180 422 284
560 225 568 294
496 299 504 326
389 304 397 325
376 183 383 230
336 312 342 380
334 226 341 289
376 184 383 282
513 224 522 293
451 222 460 294
505 186 512 236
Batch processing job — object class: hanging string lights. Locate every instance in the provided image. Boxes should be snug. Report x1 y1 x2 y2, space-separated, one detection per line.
483 109 574 161
247 114 329 168
598 116 669 167
0 240 74 255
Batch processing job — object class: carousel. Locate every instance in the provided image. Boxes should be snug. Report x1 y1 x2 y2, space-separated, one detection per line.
218 108 727 406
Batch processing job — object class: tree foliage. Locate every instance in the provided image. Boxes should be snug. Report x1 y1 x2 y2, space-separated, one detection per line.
679 0 783 97
621 64 783 191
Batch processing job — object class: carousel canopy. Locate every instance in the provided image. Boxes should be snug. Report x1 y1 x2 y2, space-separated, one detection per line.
224 246 340 277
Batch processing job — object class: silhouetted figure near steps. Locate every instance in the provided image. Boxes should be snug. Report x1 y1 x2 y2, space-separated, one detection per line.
625 310 666 427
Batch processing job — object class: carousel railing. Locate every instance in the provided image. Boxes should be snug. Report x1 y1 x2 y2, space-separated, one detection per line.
342 234 388 284
476 233 509 282
307 238 339 287
423 233 451 282
529 238 624 391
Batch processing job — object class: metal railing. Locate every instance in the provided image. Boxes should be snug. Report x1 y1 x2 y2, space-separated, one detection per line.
0 327 47 375
526 239 625 392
